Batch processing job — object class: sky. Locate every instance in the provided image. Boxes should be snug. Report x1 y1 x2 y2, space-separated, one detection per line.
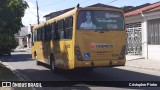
22 0 160 26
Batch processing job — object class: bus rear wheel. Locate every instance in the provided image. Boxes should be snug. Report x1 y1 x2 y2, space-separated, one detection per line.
35 53 40 65
50 55 57 73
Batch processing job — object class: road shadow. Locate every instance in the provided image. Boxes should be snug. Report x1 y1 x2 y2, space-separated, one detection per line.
14 67 160 90
8 87 91 90
0 53 32 62
35 87 91 90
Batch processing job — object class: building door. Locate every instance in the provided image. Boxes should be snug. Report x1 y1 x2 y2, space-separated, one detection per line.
126 22 142 55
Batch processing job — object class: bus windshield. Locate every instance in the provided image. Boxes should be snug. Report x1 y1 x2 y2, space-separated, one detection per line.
77 10 124 30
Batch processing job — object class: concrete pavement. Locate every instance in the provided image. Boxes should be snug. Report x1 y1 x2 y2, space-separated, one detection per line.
126 55 160 71
14 47 31 53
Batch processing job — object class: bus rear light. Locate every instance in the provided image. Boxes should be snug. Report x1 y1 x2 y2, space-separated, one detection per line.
74 46 83 60
119 46 126 59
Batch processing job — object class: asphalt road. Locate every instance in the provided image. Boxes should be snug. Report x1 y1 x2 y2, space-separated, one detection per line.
0 51 160 90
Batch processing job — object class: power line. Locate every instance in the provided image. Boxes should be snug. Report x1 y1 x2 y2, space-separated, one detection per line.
106 0 118 4
27 9 37 16
39 0 66 9
80 0 92 4
33 0 119 20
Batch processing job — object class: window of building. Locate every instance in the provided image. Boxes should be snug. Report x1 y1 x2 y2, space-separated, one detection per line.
148 19 160 45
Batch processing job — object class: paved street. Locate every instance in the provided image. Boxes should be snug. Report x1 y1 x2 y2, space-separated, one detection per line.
0 51 160 90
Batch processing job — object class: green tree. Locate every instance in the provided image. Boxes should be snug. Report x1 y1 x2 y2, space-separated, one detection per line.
0 0 28 53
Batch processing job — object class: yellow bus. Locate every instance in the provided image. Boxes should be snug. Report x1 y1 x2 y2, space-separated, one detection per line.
31 6 126 72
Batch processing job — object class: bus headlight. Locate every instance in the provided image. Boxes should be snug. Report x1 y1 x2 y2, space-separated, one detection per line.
74 46 83 60
119 45 126 59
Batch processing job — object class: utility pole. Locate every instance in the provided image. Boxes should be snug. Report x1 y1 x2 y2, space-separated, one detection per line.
36 1 40 24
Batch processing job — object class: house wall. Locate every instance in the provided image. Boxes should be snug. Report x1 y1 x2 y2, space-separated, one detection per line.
15 26 28 48
145 11 160 60
27 25 32 48
15 36 26 47
125 11 160 60
125 15 143 24
148 45 160 60
25 24 35 48
141 16 148 59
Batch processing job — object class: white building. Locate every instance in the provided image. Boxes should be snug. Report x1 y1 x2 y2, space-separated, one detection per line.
15 24 34 49
15 26 28 48
125 2 160 60
26 24 34 48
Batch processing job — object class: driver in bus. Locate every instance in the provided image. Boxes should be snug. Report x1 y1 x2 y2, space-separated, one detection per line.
80 11 96 30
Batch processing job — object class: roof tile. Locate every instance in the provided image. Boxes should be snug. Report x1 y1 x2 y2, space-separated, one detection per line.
125 2 160 16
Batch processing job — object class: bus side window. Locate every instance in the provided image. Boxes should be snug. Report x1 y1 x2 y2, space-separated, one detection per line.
51 23 55 40
65 17 73 39
34 30 37 42
45 25 51 41
32 30 37 46
42 27 45 41
48 24 52 41
37 28 41 41
32 32 34 46
57 20 65 40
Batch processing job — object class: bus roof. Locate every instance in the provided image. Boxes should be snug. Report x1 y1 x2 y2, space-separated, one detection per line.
32 7 123 31
32 8 77 30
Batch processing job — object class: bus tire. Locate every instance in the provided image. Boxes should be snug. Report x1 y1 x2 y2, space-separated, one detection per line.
35 53 40 65
50 55 57 73
36 60 41 65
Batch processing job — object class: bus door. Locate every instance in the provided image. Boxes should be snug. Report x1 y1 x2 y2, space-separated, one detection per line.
42 25 52 64
54 17 73 68
31 30 36 59
63 17 74 69
37 27 45 62
53 31 67 68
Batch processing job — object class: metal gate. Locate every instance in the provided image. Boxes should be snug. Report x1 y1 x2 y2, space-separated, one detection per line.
126 22 142 55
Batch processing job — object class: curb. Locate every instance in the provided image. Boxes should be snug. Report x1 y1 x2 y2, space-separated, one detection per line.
126 57 145 61
14 48 31 52
0 62 31 81
0 61 36 90
126 65 160 71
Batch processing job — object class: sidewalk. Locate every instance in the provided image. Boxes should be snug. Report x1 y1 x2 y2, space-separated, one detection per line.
126 55 160 71
14 47 31 53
